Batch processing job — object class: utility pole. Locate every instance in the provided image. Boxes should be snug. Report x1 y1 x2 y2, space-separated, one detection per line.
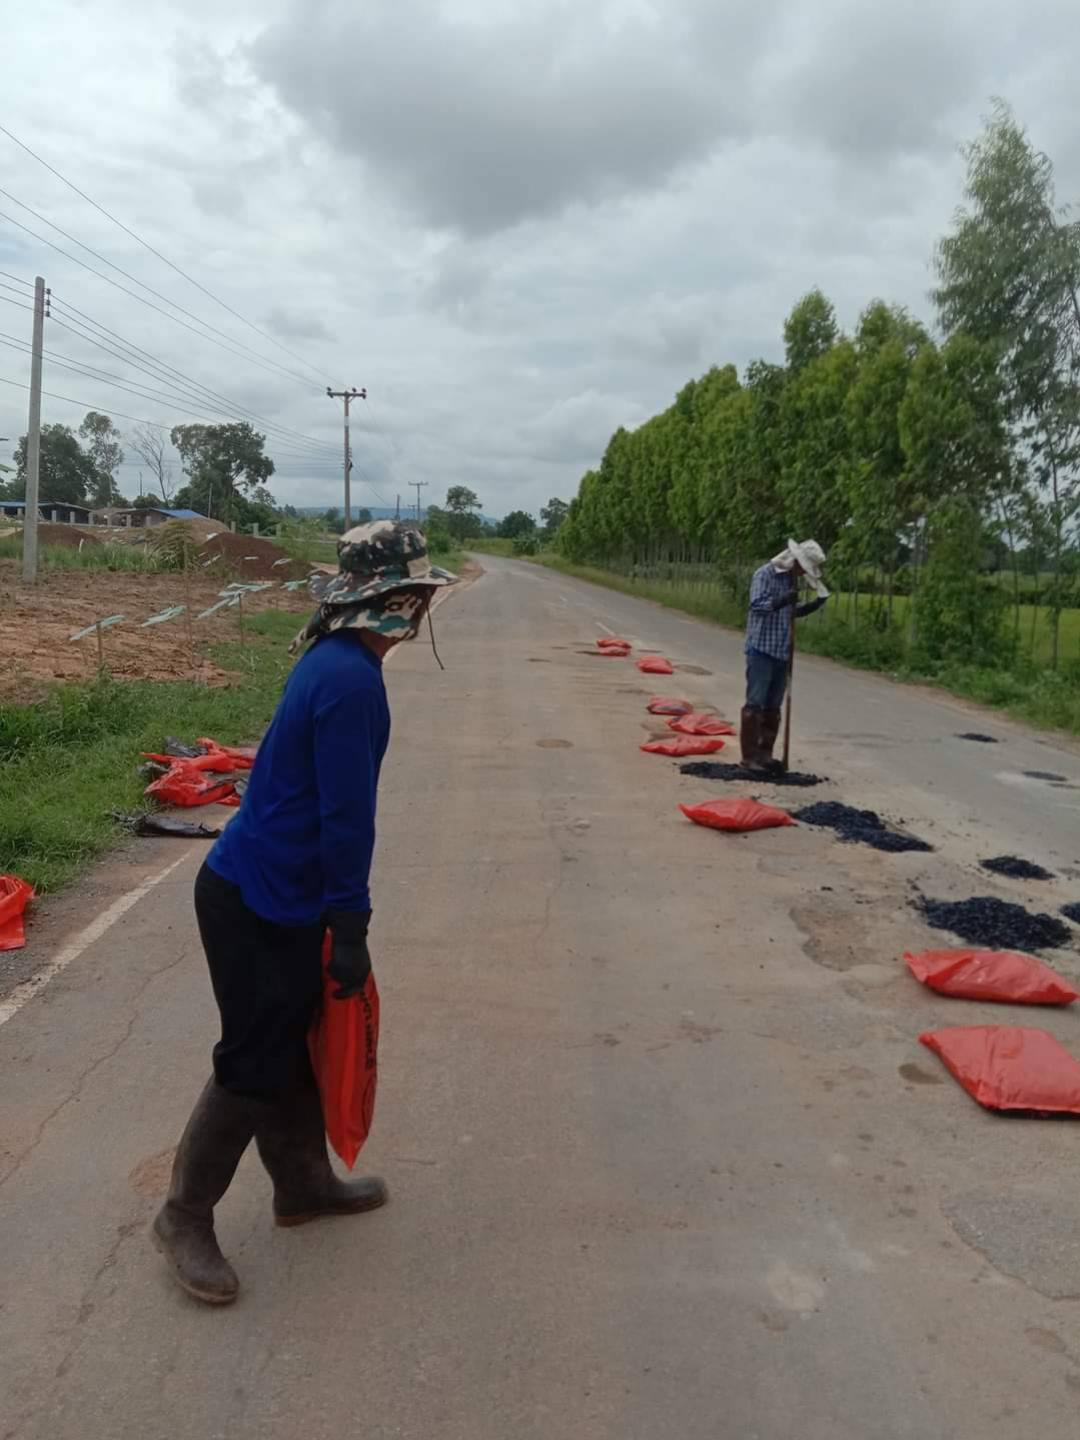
395 493 401 521
410 481 428 521
327 386 366 527
22 276 47 583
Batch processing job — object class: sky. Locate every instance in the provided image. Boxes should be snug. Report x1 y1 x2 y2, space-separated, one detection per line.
2 0 1079 520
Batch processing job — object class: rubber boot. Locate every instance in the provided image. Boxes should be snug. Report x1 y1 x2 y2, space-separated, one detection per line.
152 1078 265 1305
740 706 763 768
759 708 785 774
256 1071 388 1228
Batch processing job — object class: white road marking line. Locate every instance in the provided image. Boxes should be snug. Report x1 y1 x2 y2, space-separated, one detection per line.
0 849 195 1028
595 619 615 633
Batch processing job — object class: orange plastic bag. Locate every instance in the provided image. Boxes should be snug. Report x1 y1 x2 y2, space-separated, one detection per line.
596 645 630 657
0 875 33 952
597 637 631 650
637 656 674 675
920 1026 1080 1114
668 713 736 737
679 798 794 832
641 736 726 757
145 762 239 808
309 932 380 1169
196 738 258 766
905 949 1078 1006
647 696 692 716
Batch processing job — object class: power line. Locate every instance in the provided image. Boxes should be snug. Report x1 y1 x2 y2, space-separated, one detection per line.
0 204 328 395
0 122 333 387
47 303 339 458
0 333 339 462
0 372 342 467
0 292 34 314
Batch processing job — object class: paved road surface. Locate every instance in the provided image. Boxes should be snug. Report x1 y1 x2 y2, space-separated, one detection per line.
3 553 1080 1439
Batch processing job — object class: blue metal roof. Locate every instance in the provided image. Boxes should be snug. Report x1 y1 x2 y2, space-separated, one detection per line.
160 507 205 520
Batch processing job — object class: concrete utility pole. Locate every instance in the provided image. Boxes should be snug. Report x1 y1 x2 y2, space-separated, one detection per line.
22 276 47 583
410 481 428 521
326 386 366 528
395 493 401 520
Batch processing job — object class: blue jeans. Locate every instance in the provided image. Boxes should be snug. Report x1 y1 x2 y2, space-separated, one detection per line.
745 649 787 711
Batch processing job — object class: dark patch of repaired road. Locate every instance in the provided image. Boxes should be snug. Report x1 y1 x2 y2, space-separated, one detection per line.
794 801 933 853
680 761 824 787
980 855 1054 881
916 895 1073 950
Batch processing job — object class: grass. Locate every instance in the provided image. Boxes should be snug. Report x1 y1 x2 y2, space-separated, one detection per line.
0 611 298 893
532 554 1080 737
0 536 160 571
468 537 517 557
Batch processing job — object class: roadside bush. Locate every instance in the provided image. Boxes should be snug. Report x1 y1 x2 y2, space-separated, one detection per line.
513 534 539 556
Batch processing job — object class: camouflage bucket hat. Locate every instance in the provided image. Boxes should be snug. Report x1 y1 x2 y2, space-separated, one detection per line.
292 520 456 652
315 519 457 606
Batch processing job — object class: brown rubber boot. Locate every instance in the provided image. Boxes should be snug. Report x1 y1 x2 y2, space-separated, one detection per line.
256 1072 388 1228
151 1078 264 1305
743 702 771 771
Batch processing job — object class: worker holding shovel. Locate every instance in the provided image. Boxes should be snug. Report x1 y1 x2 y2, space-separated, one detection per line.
741 539 828 774
152 521 455 1306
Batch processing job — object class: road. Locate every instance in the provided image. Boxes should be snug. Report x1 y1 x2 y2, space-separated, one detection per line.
3 551 1080 1439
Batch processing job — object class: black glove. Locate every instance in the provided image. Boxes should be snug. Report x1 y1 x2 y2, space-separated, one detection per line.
325 909 372 999
795 596 827 618
770 588 797 611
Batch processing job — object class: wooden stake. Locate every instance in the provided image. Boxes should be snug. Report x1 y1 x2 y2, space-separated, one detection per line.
782 614 796 772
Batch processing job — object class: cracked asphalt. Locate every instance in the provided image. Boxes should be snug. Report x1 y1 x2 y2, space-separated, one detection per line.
3 553 1080 1439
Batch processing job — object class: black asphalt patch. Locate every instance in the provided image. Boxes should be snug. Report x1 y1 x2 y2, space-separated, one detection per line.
679 761 824 787
1062 903 1080 925
980 855 1054 881
794 801 933 853
1025 770 1068 783
917 896 1073 950
956 732 998 743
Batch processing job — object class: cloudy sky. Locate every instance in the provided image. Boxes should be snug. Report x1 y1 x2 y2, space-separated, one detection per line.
2 0 1078 519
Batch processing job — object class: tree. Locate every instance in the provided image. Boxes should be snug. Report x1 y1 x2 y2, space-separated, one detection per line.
170 422 275 524
498 509 535 540
128 423 175 502
539 497 569 539
784 290 839 373
445 485 482 539
934 100 1080 666
78 412 124 507
6 424 99 506
133 493 164 510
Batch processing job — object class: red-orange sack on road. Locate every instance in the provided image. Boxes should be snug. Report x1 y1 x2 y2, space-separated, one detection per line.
905 949 1078 1005
641 737 727 757
145 763 239 808
679 798 794 832
597 637 631 650
596 645 630 657
920 1026 1080 1113
0 875 33 951
309 931 380 1169
647 696 693 716
637 656 674 675
667 713 736 737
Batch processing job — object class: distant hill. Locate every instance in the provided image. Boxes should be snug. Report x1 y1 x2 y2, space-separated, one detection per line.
291 505 501 524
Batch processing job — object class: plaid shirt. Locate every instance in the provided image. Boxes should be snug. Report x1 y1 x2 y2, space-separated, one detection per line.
744 563 796 660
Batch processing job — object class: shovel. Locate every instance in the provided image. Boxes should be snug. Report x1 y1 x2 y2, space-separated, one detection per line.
781 614 796 773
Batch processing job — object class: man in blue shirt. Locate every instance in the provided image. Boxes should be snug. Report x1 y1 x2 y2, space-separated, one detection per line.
153 521 454 1305
742 538 828 772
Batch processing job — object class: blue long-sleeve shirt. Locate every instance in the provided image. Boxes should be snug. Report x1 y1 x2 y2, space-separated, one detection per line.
745 563 826 660
207 631 390 926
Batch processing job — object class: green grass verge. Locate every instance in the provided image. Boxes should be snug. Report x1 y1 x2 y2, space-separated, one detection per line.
532 554 1080 737
0 611 299 894
0 536 160 571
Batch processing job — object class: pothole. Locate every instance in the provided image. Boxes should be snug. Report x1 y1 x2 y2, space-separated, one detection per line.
537 738 573 749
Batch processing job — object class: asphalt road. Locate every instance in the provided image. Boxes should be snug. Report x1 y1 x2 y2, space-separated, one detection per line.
3 553 1080 1440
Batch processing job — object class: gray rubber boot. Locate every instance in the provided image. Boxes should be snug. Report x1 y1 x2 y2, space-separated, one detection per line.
256 1073 387 1228
152 1078 265 1304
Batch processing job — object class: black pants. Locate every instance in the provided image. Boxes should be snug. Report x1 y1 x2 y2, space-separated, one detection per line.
194 863 325 1101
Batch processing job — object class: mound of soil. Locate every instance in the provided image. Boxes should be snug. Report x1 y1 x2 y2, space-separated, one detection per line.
917 895 1072 951
38 523 103 548
679 761 823 787
980 855 1054 881
794 800 933 853
196 530 302 580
